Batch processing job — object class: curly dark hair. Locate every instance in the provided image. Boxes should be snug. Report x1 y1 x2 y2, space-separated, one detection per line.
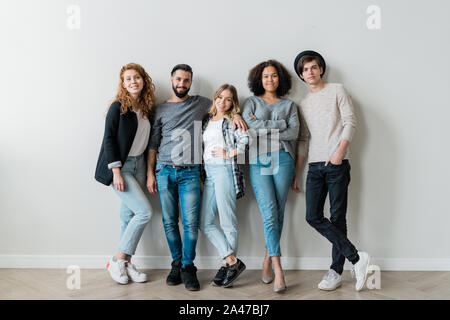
247 59 292 97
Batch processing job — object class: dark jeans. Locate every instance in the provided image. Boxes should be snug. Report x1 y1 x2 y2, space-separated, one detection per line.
305 160 358 274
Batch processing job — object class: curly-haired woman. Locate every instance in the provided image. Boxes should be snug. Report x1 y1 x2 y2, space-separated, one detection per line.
95 63 156 285
242 60 299 293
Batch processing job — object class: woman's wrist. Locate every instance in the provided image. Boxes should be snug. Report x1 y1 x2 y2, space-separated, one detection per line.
227 149 238 159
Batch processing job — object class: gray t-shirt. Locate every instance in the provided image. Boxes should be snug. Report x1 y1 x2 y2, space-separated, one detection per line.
149 95 212 165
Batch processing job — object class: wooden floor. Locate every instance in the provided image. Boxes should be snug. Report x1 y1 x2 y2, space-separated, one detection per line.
1 268 450 300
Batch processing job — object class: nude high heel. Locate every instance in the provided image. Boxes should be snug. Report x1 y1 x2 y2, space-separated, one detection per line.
273 275 287 293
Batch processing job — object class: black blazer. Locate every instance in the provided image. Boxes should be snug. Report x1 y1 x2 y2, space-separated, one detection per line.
94 101 152 186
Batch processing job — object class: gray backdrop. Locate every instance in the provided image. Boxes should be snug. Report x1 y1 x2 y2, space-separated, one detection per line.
1 0 449 270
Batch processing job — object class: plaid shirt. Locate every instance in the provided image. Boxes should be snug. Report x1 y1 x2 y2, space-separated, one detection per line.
201 115 249 199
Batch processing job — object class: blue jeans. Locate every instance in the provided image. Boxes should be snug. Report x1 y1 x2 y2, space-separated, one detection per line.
199 160 238 264
305 160 359 274
155 163 201 267
111 155 153 256
249 150 295 257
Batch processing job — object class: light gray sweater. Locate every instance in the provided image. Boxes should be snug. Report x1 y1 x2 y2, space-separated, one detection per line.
297 83 357 163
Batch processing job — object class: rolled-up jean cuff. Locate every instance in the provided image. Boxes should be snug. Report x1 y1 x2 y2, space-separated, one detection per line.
108 161 122 169
268 252 281 258
118 247 133 256
221 250 235 260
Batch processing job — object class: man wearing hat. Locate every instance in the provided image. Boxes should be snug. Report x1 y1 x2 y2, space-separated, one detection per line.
292 50 371 291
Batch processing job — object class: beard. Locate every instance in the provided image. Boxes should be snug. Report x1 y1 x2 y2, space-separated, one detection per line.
172 84 190 99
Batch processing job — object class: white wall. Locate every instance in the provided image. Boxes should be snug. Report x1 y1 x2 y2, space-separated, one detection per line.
1 0 449 270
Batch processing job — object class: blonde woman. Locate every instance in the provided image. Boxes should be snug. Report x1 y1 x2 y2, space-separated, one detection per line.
95 63 156 284
199 84 249 287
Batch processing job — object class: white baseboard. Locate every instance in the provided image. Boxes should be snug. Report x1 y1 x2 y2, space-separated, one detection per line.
1 255 450 271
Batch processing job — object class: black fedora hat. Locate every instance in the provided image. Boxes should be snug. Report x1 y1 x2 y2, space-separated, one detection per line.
293 50 326 81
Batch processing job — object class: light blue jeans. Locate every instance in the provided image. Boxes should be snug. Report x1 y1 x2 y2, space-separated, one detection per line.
249 150 294 257
111 155 153 256
199 159 238 264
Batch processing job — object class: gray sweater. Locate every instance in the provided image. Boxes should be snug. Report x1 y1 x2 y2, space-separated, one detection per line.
242 96 299 160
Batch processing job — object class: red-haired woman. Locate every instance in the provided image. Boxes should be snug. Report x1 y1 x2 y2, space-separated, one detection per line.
95 63 156 285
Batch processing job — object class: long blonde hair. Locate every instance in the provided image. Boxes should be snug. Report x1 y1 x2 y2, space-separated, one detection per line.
109 63 156 119
208 84 240 120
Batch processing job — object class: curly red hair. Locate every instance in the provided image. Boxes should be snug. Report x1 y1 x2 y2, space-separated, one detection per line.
112 63 156 119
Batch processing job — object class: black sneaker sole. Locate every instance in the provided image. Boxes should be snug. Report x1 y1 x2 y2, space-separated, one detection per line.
166 276 182 286
185 285 200 291
210 280 221 287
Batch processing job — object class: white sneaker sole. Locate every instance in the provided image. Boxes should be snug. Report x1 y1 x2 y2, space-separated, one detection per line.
318 281 342 291
128 276 148 283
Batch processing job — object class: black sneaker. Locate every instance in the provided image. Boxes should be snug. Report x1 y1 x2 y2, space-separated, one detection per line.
211 266 228 287
222 259 246 288
180 264 200 291
166 260 182 286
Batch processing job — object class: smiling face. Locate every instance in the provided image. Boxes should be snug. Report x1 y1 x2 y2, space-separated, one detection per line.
122 69 144 98
301 59 323 86
261 65 279 94
171 69 192 98
215 89 234 114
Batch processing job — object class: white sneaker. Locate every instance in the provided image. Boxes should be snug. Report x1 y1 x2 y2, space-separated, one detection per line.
351 251 370 291
126 262 148 283
318 269 342 291
106 256 129 285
